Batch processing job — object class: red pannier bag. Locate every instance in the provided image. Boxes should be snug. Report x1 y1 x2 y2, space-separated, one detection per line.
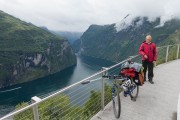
120 67 144 86
120 68 136 78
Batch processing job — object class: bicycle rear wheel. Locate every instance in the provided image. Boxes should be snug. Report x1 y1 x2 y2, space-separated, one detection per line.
112 85 121 118
130 83 139 100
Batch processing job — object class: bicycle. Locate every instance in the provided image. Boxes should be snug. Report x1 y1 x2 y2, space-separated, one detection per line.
102 74 139 118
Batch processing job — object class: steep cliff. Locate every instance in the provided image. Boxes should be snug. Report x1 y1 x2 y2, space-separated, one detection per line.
0 11 76 88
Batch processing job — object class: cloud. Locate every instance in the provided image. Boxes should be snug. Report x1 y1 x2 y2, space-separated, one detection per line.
0 0 180 32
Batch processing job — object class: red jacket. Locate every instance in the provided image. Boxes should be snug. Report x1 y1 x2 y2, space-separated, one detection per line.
139 41 157 62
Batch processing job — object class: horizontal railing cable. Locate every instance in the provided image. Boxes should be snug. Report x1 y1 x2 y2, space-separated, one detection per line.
40 83 98 117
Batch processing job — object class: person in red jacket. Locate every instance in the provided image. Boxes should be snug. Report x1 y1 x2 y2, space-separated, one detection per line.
139 35 157 84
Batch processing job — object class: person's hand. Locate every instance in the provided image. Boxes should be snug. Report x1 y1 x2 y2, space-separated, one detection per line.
144 55 148 59
153 61 156 67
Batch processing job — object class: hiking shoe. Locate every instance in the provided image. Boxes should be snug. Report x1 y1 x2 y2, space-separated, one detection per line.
149 80 154 84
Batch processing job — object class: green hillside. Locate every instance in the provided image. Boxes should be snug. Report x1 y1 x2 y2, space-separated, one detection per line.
0 10 76 88
73 17 180 62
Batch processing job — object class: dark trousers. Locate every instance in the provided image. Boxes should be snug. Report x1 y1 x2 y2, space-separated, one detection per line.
142 60 154 80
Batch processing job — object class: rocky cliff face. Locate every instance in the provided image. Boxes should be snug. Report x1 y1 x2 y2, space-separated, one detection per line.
0 11 76 88
0 39 76 88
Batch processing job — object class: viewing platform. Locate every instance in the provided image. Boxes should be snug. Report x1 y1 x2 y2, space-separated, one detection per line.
91 59 180 120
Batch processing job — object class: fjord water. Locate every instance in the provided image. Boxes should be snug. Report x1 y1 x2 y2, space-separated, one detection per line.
0 56 114 117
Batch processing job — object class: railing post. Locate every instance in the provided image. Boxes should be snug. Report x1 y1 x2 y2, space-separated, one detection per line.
31 96 41 120
101 67 108 110
177 45 180 59
166 45 169 62
178 94 180 120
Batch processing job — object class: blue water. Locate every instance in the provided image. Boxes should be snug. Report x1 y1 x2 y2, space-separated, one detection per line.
0 56 114 117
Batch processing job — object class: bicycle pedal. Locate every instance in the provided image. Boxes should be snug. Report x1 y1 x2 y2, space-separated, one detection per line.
123 92 127 97
124 94 127 97
124 92 130 97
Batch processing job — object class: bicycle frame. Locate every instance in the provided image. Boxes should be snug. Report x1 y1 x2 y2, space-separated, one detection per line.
103 75 138 97
102 75 129 90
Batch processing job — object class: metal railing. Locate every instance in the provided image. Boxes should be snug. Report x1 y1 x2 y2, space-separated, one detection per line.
0 44 180 120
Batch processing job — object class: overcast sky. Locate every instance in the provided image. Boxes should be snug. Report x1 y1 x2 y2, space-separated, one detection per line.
0 0 180 32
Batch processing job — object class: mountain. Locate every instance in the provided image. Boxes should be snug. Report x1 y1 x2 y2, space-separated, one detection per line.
0 10 77 88
73 16 180 62
51 31 83 44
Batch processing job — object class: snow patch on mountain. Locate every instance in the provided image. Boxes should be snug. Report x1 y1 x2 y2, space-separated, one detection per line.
154 15 175 28
115 15 133 32
135 17 144 27
115 15 144 32
115 14 179 31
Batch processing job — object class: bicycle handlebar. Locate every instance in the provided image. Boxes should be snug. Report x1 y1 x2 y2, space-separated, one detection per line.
102 75 128 80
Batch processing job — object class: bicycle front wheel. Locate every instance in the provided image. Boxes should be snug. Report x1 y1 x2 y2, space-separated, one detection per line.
112 85 121 118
